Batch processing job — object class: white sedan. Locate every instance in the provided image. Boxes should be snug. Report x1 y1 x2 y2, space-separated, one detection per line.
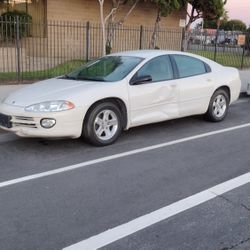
0 50 241 146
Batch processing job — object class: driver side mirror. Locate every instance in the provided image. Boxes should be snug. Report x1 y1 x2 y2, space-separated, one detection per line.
130 75 152 85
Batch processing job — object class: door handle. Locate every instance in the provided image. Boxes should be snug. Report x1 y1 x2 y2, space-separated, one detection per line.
170 84 177 88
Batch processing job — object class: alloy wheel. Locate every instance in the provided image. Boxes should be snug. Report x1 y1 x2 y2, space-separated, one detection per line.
212 94 227 118
94 109 118 141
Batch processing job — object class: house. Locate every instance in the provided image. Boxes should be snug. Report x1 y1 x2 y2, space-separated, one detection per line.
0 0 187 75
1 0 186 28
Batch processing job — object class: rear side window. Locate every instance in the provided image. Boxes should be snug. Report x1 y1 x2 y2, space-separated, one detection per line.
173 55 207 78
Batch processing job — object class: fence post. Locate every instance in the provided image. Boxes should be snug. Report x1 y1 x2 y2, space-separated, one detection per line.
15 16 21 83
214 29 218 62
86 21 90 62
181 28 185 51
241 43 245 69
204 32 207 51
139 25 143 50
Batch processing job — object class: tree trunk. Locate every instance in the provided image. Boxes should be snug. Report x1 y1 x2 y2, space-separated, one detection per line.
99 0 106 56
106 14 116 54
150 9 161 49
183 5 195 51
105 0 139 54
183 22 191 51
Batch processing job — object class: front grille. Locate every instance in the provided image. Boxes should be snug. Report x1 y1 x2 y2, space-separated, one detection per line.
14 116 34 122
12 116 38 129
12 122 38 128
0 113 12 128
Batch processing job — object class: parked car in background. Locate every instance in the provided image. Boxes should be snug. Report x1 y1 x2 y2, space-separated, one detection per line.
0 50 241 146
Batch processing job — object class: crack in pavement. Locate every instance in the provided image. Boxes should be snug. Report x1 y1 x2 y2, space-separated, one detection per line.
220 237 250 250
211 191 250 213
240 203 250 212
211 191 250 250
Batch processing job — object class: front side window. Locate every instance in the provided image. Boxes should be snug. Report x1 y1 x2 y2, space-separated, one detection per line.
66 56 143 82
173 55 207 78
134 55 174 82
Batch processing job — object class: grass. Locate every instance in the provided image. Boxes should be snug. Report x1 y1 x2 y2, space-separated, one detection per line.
1 52 250 83
189 50 250 69
0 59 85 83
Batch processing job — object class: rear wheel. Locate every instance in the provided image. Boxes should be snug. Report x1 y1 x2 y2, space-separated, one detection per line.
205 89 229 122
83 102 122 146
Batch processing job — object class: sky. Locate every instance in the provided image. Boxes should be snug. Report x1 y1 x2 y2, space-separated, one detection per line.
225 0 250 26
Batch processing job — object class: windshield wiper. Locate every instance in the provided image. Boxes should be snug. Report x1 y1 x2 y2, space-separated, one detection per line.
59 75 77 80
76 76 106 82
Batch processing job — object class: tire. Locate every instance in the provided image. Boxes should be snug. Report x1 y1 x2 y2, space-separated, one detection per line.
83 102 122 146
205 89 229 122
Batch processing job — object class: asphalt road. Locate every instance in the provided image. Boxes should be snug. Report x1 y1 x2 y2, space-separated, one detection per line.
0 97 250 250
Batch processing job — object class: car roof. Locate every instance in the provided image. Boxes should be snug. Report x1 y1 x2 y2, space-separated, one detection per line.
111 50 222 68
111 50 178 59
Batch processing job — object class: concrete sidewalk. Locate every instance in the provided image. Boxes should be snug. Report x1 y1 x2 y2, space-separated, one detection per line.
239 70 250 93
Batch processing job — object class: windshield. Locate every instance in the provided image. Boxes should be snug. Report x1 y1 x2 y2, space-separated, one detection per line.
65 56 144 82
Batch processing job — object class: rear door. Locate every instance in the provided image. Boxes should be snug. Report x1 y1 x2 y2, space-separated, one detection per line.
171 54 214 117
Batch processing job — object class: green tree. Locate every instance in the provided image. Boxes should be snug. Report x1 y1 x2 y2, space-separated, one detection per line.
183 0 227 31
0 11 32 41
221 19 247 31
203 19 218 29
106 0 140 54
180 0 227 50
98 0 139 56
146 0 181 49
203 10 228 29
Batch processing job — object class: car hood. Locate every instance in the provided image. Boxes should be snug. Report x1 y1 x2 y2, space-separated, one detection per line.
3 78 98 107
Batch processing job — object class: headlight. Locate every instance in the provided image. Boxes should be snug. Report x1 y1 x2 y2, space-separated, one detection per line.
25 100 75 112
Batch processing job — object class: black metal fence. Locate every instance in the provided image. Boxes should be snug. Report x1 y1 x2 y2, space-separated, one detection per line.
1 18 250 84
187 29 250 69
0 18 182 83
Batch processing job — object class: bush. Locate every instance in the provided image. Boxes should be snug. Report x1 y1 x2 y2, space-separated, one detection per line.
0 11 32 41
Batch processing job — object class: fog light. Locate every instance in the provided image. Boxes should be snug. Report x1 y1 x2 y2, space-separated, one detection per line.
40 118 56 129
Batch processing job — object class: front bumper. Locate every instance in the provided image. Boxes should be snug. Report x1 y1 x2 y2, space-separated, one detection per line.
0 103 85 139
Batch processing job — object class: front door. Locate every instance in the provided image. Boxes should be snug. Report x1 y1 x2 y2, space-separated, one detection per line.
128 55 179 127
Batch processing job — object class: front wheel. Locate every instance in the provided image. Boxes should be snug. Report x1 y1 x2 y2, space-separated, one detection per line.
83 102 122 146
205 89 229 122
